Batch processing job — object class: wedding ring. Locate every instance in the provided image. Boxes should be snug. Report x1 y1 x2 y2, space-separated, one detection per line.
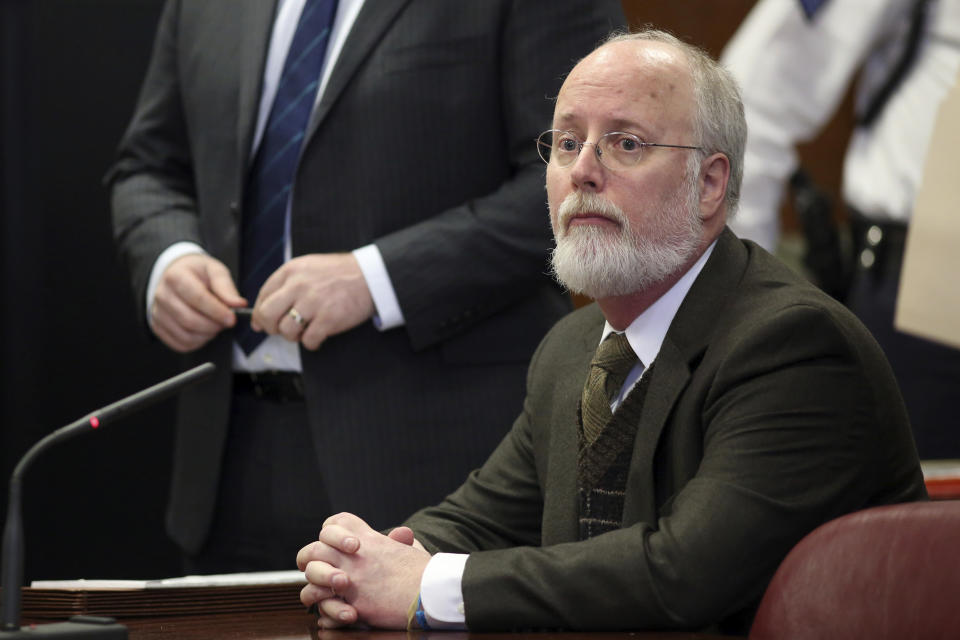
288 307 306 327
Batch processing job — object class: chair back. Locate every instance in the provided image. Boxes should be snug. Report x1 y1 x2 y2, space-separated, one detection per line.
749 501 960 640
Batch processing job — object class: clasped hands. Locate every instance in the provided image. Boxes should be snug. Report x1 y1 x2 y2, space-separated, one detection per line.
151 252 374 352
297 512 432 629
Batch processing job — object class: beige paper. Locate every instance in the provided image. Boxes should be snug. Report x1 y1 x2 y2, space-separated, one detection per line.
895 68 960 349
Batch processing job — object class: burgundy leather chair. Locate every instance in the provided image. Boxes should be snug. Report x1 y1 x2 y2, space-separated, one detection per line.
749 501 960 640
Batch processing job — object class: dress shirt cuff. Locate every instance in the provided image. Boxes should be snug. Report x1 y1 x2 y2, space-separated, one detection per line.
352 244 405 330
146 242 207 330
420 552 468 629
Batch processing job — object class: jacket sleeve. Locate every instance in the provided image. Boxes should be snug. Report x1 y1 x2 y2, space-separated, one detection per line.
106 0 203 327
409 302 925 631
376 0 624 350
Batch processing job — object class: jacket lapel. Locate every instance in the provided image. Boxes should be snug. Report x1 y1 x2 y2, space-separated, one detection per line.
622 338 691 523
304 0 412 139
237 0 278 179
541 306 605 544
622 228 748 523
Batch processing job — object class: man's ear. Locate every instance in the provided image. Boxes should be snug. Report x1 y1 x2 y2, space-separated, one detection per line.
699 152 730 222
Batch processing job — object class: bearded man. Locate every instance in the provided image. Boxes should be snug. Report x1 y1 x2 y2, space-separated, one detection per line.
294 29 927 635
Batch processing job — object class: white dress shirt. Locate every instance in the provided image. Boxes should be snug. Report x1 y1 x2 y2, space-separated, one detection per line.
418 241 717 628
145 0 405 372
722 0 960 251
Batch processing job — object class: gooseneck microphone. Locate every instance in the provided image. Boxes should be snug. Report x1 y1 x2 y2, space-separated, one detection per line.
1 362 216 637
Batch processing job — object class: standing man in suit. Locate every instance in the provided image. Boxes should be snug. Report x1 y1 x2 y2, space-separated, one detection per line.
107 0 625 573
295 30 927 634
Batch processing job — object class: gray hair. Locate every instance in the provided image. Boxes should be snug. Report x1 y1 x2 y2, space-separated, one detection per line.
603 29 746 215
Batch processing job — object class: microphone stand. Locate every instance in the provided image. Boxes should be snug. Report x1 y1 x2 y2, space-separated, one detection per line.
1 363 215 637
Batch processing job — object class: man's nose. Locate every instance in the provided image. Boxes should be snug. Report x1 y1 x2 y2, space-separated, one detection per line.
569 142 606 191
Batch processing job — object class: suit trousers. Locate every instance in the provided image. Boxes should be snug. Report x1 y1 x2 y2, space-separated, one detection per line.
183 387 331 574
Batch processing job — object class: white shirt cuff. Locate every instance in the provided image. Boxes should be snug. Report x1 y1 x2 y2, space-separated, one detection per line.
420 552 468 629
352 244 405 330
146 242 207 329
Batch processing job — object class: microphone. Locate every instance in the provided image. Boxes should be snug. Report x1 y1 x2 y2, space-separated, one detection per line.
1 362 216 637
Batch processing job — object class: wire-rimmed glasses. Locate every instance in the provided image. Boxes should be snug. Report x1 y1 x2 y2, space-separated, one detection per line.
536 129 702 171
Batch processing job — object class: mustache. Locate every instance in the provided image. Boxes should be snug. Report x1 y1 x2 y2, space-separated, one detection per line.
556 192 628 231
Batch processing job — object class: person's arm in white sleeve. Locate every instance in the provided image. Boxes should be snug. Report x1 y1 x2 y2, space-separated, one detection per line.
721 0 902 250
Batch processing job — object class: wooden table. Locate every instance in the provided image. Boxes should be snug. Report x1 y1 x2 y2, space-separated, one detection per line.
111 611 734 639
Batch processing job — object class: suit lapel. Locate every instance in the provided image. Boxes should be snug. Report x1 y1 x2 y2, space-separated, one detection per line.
237 0 278 180
304 0 412 139
542 307 604 544
622 228 748 523
623 339 690 523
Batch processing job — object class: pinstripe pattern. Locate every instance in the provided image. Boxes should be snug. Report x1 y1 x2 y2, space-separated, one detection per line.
237 0 338 353
580 332 638 444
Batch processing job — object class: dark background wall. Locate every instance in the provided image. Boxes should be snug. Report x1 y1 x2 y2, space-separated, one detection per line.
1 0 177 581
0 0 853 583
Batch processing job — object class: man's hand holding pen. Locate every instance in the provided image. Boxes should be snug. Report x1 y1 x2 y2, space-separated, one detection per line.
153 252 374 353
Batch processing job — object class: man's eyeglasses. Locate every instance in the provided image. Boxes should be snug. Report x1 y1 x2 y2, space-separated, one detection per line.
536 129 702 171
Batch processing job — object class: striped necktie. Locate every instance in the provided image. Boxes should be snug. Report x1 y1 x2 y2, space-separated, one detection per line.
237 0 339 353
580 332 639 445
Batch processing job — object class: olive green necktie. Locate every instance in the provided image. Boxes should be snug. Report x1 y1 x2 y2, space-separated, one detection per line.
581 332 639 445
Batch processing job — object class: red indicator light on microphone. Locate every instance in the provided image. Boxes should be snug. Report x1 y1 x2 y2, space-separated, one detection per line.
90 416 100 429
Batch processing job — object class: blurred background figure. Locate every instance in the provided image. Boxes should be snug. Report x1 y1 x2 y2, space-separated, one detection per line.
722 0 960 459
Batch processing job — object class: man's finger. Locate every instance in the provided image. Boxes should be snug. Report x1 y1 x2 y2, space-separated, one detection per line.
297 540 343 570
318 596 359 627
303 559 346 587
164 256 236 326
206 262 247 313
299 314 329 351
317 524 360 554
151 301 219 352
252 283 297 334
386 527 415 546
323 512 371 530
155 292 224 335
151 320 198 353
299 582 337 607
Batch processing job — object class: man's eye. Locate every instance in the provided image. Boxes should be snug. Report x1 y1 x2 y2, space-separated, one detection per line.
558 138 579 152
616 137 640 152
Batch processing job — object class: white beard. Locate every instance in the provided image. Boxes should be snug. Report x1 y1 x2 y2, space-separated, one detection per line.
549 164 702 299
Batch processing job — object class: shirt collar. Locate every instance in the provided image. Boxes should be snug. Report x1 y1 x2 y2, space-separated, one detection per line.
599 239 717 366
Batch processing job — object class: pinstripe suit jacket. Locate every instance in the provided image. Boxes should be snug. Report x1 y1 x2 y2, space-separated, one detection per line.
405 229 927 634
108 0 625 553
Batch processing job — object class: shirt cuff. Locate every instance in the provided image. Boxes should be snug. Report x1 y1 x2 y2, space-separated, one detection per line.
352 244 405 330
146 242 207 329
420 553 468 629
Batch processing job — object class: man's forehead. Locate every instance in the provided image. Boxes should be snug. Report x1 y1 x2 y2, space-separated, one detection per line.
572 39 687 79
554 40 693 133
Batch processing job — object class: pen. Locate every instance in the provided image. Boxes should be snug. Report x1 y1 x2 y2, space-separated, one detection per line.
233 308 254 316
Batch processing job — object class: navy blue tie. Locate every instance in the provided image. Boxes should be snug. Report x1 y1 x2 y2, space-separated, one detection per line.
798 0 828 20
237 0 339 353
